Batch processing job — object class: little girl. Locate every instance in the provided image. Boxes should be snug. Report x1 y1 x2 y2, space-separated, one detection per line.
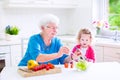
71 28 95 63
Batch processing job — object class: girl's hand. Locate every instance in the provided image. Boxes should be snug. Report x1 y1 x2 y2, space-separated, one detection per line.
74 48 82 56
71 49 82 61
71 53 79 60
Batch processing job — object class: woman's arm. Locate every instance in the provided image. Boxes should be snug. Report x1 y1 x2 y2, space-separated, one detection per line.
64 55 73 63
36 53 61 62
36 46 69 63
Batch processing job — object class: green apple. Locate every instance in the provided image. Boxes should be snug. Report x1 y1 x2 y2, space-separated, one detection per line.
76 60 87 71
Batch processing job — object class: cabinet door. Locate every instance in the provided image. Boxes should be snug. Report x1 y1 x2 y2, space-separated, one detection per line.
7 0 51 4
21 38 29 57
77 0 92 8
94 46 104 62
52 0 81 8
6 0 51 7
52 0 78 5
0 46 11 67
104 47 120 62
7 0 28 4
0 46 10 53
5 52 11 67
62 40 76 50
6 0 81 8
10 45 21 66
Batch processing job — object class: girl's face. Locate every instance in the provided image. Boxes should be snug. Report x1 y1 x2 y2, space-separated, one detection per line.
79 34 91 48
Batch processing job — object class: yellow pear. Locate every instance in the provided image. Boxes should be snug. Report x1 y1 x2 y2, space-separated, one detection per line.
27 60 39 70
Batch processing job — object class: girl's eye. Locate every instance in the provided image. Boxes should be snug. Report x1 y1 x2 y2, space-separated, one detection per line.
86 39 88 41
82 39 84 41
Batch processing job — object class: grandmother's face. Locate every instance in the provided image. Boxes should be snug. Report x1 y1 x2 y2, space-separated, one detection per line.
42 22 58 38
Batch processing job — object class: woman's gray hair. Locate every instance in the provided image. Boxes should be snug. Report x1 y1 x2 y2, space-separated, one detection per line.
39 14 60 27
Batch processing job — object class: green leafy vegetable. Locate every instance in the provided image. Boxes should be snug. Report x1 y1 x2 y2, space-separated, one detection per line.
5 25 20 35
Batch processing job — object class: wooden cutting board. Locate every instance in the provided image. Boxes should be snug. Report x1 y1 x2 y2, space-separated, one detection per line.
17 67 62 77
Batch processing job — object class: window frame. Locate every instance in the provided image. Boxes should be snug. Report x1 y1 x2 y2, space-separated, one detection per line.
93 0 120 40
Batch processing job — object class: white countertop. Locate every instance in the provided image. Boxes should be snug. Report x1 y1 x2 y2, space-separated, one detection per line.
95 38 120 48
58 35 120 48
1 62 120 80
0 39 21 46
0 35 120 48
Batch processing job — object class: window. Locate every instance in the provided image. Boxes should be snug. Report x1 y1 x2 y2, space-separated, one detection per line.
93 0 120 31
93 0 120 41
109 0 120 31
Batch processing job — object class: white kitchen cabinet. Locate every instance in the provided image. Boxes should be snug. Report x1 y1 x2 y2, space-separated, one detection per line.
10 45 22 66
94 45 120 63
0 46 11 67
21 38 29 57
77 0 92 8
0 40 21 67
104 47 120 62
94 46 104 62
0 45 22 67
5 0 51 8
51 0 79 8
4 0 81 8
61 40 76 50
58 36 76 50
7 0 51 4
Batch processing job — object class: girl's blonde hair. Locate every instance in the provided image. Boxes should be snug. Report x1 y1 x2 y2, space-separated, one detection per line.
77 28 92 43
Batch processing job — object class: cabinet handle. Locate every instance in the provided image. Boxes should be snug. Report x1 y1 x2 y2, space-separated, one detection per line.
0 53 7 55
36 0 49 1
116 53 120 55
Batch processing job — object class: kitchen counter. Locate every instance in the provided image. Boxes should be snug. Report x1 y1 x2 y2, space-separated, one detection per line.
95 38 120 48
1 35 120 47
0 39 21 46
58 35 120 48
1 62 120 80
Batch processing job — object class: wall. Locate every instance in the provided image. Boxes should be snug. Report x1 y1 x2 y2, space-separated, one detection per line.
0 1 92 39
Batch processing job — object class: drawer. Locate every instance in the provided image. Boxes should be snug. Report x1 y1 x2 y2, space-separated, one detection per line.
0 46 10 53
0 55 6 60
104 47 120 58
94 46 104 54
94 46 104 62
104 56 120 62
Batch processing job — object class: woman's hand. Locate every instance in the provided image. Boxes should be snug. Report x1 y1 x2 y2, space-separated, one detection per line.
57 46 69 58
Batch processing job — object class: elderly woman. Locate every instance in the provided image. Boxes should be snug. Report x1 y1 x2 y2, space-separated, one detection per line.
18 14 72 66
